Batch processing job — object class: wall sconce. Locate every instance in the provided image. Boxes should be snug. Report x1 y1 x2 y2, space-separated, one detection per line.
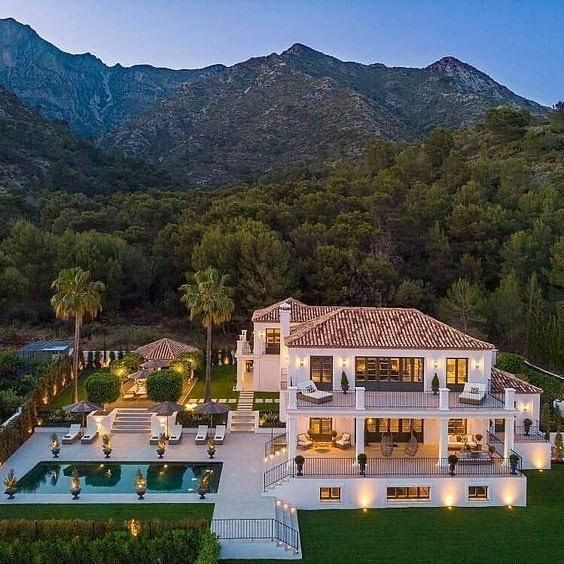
475 361 481 369
341 357 348 368
299 358 304 367
433 360 438 369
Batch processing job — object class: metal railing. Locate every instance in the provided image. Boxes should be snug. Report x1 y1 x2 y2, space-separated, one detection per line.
211 518 299 552
289 456 518 477
263 460 291 490
265 433 287 458
487 430 504 457
294 390 507 410
515 423 547 442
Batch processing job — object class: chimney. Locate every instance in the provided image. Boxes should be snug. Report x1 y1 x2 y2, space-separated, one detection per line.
279 301 291 371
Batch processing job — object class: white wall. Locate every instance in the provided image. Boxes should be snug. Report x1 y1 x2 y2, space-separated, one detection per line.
287 347 493 391
514 394 540 425
267 475 527 509
513 441 552 470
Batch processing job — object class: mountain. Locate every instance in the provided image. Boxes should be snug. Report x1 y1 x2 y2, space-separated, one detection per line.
0 86 176 194
0 17 224 136
0 19 548 186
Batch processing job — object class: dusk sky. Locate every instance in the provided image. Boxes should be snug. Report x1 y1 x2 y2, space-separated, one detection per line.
1 0 561 106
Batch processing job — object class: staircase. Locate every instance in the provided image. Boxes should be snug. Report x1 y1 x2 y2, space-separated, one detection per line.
237 391 254 410
228 391 256 433
111 408 152 434
274 499 300 553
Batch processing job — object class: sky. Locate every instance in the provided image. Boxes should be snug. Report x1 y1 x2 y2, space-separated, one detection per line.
0 0 562 106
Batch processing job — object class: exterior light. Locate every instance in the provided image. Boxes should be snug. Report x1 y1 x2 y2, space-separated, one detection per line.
433 360 438 369
299 358 304 367
363 507 367 513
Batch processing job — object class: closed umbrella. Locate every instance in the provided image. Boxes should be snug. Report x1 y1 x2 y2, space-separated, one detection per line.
63 400 102 430
193 401 230 430
149 402 185 438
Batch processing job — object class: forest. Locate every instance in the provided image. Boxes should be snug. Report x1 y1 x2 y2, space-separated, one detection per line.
0 106 562 370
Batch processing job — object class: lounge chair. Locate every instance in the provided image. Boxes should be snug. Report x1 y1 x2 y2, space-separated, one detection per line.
81 419 99 444
296 380 333 404
168 424 183 445
458 383 486 405
335 432 351 450
195 425 208 445
297 433 313 449
150 415 163 445
62 424 82 444
404 429 418 457
122 391 136 400
214 425 226 444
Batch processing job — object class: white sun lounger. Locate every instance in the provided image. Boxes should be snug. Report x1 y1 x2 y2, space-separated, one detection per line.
297 380 333 404
62 424 82 444
80 419 99 444
458 382 487 405
214 425 226 444
168 424 183 445
195 425 208 445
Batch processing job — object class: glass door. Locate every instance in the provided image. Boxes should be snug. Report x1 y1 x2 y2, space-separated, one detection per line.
309 418 333 441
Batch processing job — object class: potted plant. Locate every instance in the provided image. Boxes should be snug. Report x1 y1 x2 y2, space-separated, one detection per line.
135 469 147 500
523 418 533 436
156 434 166 459
102 434 112 458
509 453 520 475
447 454 458 476
475 434 483 451
198 471 210 500
50 433 61 458
357 453 367 476
431 373 440 396
331 430 338 445
3 469 17 500
488 445 496 459
207 439 216 459
341 371 349 394
295 455 305 476
70 468 81 499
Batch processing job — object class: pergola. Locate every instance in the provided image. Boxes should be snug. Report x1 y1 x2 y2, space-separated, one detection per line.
133 337 199 361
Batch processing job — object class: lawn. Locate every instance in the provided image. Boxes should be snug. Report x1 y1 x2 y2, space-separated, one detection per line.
188 365 238 400
254 391 279 412
295 466 564 563
0 503 213 521
47 372 91 409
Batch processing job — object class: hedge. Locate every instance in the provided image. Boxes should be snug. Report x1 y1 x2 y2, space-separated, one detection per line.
146 370 183 403
0 359 71 464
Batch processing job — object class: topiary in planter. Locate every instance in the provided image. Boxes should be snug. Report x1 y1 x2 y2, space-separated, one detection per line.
341 371 349 394
295 455 305 476
432 373 440 395
447 454 458 476
357 453 368 476
523 418 533 436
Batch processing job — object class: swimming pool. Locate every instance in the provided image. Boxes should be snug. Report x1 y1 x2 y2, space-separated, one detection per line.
17 461 222 494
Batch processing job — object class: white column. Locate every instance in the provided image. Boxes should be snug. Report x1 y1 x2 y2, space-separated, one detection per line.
438 418 449 464
287 415 297 463
504 416 515 459
288 387 297 410
355 417 365 458
355 387 365 410
439 388 449 411
504 388 516 411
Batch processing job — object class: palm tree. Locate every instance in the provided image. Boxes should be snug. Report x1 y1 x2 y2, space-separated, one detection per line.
179 268 234 402
51 268 105 402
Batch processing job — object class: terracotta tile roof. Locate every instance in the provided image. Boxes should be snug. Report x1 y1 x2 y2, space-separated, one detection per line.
133 338 199 360
284 306 495 350
490 367 543 394
252 297 339 323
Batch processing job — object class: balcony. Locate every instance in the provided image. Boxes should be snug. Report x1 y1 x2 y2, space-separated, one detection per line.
292 388 507 411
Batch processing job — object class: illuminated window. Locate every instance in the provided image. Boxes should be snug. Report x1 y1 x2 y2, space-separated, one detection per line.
320 487 341 501
311 356 333 384
387 486 430 500
468 486 488 499
265 329 280 354
447 358 468 385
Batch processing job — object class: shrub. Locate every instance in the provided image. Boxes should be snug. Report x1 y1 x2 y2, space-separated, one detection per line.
146 370 183 403
496 352 525 374
85 371 120 407
195 530 221 564
111 352 142 378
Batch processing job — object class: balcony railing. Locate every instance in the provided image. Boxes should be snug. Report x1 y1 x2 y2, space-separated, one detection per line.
288 455 518 478
265 433 287 458
293 390 507 410
514 423 547 442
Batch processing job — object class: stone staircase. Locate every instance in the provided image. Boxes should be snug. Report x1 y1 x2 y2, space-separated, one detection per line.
274 498 300 553
111 408 152 434
237 391 254 411
228 391 256 433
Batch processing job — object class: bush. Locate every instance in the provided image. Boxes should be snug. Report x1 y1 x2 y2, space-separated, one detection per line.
111 352 142 378
496 352 526 374
85 371 120 407
146 370 183 403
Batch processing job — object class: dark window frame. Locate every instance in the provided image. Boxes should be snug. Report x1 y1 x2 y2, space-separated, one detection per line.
265 328 280 354
447 358 468 385
310 356 333 384
387 486 430 500
320 487 341 501
355 356 423 383
468 486 488 500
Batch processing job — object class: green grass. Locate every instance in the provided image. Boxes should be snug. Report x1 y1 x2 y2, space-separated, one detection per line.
0 503 213 521
188 365 238 399
47 372 90 409
254 391 280 412
294 467 564 563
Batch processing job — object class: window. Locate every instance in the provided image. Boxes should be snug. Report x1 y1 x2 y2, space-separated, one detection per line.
245 360 254 373
320 487 341 501
265 329 280 354
355 357 423 383
387 486 430 500
309 418 332 439
447 358 468 385
468 486 488 500
448 418 467 436
311 356 333 384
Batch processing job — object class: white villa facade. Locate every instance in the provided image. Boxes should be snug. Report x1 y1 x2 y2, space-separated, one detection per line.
236 298 551 509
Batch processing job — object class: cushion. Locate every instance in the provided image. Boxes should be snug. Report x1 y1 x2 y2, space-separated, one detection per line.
341 433 350 441
304 384 316 393
456 435 462 442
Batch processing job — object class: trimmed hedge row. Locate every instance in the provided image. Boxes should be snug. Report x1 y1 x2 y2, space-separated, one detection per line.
0 359 71 464
0 529 219 564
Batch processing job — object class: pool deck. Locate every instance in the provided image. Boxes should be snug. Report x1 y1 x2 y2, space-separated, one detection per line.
0 428 299 560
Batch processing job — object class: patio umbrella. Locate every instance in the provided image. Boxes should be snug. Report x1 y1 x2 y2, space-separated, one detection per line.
149 401 185 438
140 359 170 370
134 338 198 361
127 369 150 394
193 401 230 430
63 400 102 430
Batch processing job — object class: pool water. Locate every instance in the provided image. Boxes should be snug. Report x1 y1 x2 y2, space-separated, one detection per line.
17 461 222 494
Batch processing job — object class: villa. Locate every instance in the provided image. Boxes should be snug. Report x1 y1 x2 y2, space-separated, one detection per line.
236 298 552 509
